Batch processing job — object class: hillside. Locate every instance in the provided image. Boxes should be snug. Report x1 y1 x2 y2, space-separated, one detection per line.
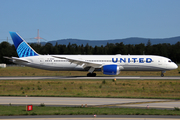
41 36 180 47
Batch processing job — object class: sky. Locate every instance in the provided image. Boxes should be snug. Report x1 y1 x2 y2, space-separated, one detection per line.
0 0 180 43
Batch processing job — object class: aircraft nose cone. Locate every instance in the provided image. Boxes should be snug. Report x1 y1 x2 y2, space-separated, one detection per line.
172 63 178 69
167 62 178 70
174 63 178 69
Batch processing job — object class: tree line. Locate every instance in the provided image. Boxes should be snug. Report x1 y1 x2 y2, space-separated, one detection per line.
0 40 180 64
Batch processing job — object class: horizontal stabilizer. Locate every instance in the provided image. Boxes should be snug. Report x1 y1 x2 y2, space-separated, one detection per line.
3 56 30 63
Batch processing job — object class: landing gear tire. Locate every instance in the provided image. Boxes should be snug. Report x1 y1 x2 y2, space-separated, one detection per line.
87 73 96 77
161 71 166 77
161 73 164 77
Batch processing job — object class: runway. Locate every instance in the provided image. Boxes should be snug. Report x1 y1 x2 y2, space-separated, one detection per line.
1 97 180 109
1 115 180 120
1 77 180 120
1 97 180 119
1 76 180 80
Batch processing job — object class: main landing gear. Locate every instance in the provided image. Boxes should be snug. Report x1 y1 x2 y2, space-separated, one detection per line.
161 71 166 77
87 73 96 77
87 67 96 77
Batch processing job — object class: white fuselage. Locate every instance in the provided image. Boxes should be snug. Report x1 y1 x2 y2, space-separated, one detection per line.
13 55 178 72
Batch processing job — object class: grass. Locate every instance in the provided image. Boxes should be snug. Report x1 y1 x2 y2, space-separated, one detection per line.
1 67 180 116
0 79 180 99
0 66 180 76
0 66 180 98
1 105 180 116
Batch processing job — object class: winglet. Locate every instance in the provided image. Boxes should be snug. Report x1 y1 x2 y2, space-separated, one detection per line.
9 32 39 58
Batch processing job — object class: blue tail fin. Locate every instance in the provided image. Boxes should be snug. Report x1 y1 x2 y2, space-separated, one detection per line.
9 32 39 58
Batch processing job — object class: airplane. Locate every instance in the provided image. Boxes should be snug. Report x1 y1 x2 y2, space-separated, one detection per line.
4 32 178 77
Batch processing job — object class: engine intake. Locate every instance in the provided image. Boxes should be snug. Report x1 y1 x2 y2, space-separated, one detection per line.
101 64 120 75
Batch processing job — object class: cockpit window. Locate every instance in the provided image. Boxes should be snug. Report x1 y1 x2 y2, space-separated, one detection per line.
168 60 172 62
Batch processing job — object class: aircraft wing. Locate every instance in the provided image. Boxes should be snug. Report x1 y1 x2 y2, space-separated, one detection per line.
3 56 30 63
52 55 102 68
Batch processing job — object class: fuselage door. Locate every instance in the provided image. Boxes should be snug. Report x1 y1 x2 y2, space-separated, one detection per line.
158 59 162 65
39 58 44 64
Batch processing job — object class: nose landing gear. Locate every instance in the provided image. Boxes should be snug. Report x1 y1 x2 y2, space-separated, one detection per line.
161 73 164 77
161 71 166 77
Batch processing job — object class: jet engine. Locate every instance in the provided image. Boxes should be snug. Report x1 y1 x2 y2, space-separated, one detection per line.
101 64 120 75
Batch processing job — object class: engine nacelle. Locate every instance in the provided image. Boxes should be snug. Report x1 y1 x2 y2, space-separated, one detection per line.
101 64 120 75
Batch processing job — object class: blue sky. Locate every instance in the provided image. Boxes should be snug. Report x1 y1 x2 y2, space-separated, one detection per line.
0 0 180 43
